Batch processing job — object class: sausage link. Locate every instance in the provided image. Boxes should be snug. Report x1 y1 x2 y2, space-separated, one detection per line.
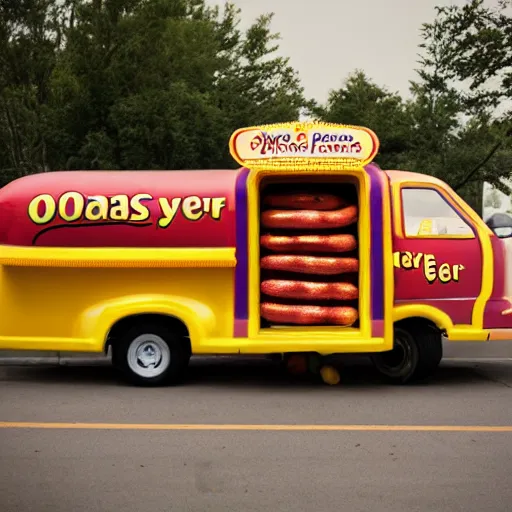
261 205 358 230
264 193 347 211
261 280 358 300
260 234 357 253
260 255 359 275
261 303 358 326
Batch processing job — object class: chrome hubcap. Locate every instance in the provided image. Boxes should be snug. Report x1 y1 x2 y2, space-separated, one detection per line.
127 334 171 378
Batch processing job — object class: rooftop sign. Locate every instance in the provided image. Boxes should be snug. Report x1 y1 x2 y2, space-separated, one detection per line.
229 121 380 170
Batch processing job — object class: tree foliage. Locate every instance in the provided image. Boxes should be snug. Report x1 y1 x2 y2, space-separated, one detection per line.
0 0 309 184
420 0 512 113
319 1 512 213
415 0 512 210
318 71 413 170
0 0 511 218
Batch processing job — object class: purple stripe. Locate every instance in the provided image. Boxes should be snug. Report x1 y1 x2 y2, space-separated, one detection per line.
234 167 250 335
365 164 385 321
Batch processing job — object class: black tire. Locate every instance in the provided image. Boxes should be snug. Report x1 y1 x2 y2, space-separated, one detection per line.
112 321 190 387
371 321 443 384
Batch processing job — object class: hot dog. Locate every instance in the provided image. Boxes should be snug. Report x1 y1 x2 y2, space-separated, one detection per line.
263 193 347 211
261 280 358 300
260 234 357 253
260 255 359 275
261 303 358 326
261 205 358 230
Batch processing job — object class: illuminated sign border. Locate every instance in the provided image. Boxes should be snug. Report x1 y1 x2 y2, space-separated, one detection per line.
229 120 380 171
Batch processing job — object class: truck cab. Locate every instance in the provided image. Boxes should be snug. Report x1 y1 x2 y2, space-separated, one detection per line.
366 169 512 381
388 170 512 339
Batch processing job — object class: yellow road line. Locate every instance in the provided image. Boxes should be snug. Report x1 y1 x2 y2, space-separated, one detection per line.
0 422 511 432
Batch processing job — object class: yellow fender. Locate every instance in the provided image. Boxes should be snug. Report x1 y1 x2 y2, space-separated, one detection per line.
74 294 216 352
393 304 454 334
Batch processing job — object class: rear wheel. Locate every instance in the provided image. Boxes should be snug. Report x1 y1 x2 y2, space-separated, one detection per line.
112 321 190 386
371 321 442 384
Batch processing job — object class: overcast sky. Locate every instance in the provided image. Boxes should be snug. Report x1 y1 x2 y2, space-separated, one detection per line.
222 0 502 105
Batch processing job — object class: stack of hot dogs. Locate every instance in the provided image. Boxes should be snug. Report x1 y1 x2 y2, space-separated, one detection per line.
259 189 360 326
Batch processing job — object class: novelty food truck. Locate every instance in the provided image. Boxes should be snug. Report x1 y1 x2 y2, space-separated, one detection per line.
0 121 511 386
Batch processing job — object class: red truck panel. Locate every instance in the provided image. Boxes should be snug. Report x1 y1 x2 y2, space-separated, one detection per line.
0 170 239 248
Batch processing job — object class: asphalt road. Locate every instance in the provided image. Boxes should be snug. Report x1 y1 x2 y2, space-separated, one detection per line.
0 342 511 512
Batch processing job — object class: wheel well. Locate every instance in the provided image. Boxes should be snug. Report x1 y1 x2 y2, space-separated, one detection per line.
105 314 191 356
394 317 443 336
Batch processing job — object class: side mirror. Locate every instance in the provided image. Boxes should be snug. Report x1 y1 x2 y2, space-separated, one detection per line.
486 213 512 239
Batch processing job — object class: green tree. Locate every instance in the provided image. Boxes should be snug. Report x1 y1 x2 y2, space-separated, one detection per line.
0 0 68 183
318 70 413 169
404 81 512 213
0 0 310 184
212 5 311 159
421 0 511 113
50 0 228 170
318 68 512 215
415 0 512 213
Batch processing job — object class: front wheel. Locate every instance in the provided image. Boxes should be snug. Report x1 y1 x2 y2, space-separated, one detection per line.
112 322 190 386
371 322 442 384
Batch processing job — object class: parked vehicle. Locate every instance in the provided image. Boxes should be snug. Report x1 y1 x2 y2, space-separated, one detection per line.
0 121 510 385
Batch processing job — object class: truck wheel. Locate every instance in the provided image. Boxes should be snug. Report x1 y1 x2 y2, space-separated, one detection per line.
112 322 190 386
371 322 442 384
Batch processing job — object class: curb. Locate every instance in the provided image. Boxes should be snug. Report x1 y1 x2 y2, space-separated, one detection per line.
0 350 111 366
0 357 112 366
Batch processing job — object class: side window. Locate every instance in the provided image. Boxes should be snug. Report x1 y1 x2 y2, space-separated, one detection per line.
401 187 474 237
